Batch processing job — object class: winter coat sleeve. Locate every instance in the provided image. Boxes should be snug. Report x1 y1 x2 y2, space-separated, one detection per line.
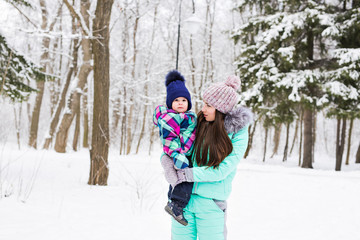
191 125 249 182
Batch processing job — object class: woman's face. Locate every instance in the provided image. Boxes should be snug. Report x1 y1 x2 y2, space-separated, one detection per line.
202 101 216 122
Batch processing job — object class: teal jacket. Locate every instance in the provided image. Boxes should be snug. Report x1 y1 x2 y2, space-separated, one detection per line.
189 106 252 200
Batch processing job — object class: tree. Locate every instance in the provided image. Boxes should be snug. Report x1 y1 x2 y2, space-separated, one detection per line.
88 0 114 186
233 0 335 168
322 0 360 170
28 0 61 148
0 35 41 101
0 0 44 101
53 0 92 153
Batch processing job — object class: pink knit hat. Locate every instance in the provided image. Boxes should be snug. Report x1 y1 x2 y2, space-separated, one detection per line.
202 76 241 114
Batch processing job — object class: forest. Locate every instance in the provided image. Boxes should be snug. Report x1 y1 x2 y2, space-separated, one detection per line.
1 0 360 187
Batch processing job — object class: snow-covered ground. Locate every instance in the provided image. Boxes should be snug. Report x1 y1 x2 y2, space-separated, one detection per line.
1 143 359 240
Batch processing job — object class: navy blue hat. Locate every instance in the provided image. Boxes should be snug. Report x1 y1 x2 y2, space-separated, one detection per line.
165 70 192 111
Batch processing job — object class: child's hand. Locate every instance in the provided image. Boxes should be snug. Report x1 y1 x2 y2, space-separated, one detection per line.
176 168 194 183
176 169 186 183
161 155 179 186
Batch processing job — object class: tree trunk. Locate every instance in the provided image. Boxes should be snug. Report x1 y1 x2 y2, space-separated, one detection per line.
48 3 64 116
136 105 147 154
82 84 89 148
263 127 268 162
54 0 92 153
335 117 347 171
290 117 299 154
43 3 79 150
135 4 158 154
345 118 353 165
302 108 313 168
29 0 62 148
244 119 257 159
125 2 140 155
120 87 127 155
283 122 290 162
298 109 304 166
29 0 49 148
126 104 134 154
356 143 360 163
28 79 45 148
88 0 113 186
13 104 22 150
312 111 317 163
72 104 81 151
271 123 281 158
148 125 156 155
43 41 79 149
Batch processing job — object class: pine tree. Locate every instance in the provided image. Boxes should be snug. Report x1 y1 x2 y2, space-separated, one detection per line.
233 0 335 167
0 35 43 101
322 0 360 170
0 1 43 101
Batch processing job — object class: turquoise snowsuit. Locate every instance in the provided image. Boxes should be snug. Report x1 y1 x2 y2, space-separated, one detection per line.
171 107 251 240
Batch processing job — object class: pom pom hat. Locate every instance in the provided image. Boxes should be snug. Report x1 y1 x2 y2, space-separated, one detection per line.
165 70 192 111
202 75 241 114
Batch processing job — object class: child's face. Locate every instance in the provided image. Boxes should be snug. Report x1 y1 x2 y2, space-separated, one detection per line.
172 97 188 113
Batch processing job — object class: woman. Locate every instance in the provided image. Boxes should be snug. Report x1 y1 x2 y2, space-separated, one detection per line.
164 75 253 240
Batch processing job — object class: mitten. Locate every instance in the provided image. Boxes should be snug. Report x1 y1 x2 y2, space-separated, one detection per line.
176 168 194 183
161 154 178 187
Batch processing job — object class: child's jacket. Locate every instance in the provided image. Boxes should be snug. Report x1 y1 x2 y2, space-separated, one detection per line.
153 105 197 169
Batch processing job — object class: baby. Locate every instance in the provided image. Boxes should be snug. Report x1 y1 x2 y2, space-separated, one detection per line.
153 70 196 226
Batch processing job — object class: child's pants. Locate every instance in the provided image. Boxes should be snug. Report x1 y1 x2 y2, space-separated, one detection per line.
168 182 193 209
171 194 227 240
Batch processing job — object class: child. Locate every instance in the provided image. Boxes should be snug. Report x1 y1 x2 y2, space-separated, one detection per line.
153 70 196 226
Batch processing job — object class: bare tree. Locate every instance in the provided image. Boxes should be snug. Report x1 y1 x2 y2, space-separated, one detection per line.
28 0 50 148
88 0 114 185
43 37 80 149
54 0 92 153
135 3 159 153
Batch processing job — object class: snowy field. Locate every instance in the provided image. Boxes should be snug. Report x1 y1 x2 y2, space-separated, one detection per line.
1 143 360 240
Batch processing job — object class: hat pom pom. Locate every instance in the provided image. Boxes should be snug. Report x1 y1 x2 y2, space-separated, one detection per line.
165 70 185 86
225 76 241 90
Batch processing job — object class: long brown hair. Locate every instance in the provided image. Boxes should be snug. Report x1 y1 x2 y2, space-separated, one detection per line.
193 110 233 168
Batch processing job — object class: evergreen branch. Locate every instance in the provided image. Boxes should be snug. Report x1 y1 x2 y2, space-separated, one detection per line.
1 51 13 96
308 58 338 70
5 0 32 8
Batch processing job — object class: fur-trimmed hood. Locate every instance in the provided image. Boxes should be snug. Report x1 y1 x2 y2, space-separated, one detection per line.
224 106 253 134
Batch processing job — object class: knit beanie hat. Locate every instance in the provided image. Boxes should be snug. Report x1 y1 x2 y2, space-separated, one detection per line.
202 75 241 114
165 70 192 111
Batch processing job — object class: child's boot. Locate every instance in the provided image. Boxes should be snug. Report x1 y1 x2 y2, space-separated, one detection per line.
164 201 188 226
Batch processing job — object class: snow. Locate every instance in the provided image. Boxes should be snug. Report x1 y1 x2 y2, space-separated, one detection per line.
1 144 360 240
278 46 295 61
333 48 360 65
325 81 359 100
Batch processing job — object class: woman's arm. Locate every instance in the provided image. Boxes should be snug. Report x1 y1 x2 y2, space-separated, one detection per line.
179 125 249 182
